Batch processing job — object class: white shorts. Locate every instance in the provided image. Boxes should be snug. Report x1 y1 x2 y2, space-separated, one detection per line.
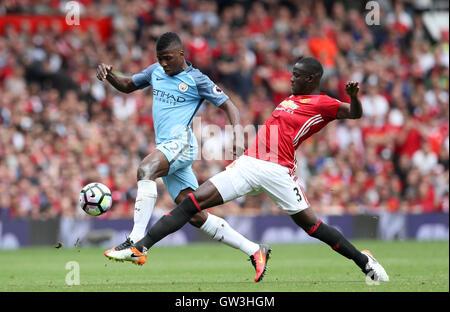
209 155 310 215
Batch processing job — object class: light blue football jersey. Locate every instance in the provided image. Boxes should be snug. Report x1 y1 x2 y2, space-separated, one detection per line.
132 61 229 145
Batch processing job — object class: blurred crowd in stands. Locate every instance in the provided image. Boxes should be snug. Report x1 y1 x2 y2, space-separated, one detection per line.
0 0 448 219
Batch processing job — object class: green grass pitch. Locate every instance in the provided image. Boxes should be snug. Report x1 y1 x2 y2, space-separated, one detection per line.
0 240 448 292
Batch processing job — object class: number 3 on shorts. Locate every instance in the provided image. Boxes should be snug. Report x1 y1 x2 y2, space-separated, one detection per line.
293 187 302 202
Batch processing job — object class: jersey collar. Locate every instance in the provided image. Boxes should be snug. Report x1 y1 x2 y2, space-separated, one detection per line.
184 61 193 73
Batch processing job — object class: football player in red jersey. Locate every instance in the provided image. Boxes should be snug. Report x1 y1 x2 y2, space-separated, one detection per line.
111 57 389 283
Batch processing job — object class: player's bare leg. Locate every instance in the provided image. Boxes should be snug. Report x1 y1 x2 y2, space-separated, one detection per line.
290 208 388 281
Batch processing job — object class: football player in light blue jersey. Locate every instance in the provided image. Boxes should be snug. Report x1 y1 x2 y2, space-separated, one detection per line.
97 32 268 279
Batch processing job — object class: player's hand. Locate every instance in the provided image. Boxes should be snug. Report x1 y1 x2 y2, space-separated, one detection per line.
345 81 359 97
97 63 112 81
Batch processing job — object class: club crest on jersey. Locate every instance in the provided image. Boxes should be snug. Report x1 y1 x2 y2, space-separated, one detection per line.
300 98 311 103
212 85 223 95
178 82 189 92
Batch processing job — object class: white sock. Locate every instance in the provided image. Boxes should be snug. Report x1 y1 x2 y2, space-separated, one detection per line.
200 213 260 256
128 180 157 243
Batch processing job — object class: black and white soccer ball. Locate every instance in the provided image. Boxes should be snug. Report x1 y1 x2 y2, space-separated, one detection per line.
79 182 112 216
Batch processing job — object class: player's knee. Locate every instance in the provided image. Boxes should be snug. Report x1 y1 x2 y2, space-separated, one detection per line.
192 181 223 209
137 159 161 181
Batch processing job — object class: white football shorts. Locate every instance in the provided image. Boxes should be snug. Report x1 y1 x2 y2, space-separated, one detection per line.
209 155 310 215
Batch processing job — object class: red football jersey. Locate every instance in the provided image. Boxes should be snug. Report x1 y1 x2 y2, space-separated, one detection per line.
245 94 343 170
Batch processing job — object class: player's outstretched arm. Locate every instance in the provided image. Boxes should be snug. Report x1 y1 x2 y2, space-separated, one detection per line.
336 81 362 119
96 63 138 94
219 99 245 157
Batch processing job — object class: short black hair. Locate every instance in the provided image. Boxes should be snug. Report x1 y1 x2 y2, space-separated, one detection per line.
156 32 182 51
296 57 323 79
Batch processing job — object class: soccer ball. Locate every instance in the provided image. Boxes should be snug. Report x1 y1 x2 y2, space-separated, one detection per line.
79 182 112 216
